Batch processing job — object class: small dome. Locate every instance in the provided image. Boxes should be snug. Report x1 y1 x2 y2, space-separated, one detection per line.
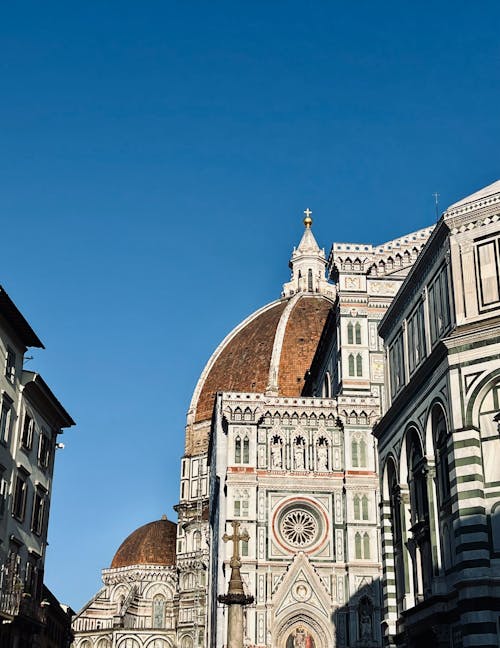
110 517 177 569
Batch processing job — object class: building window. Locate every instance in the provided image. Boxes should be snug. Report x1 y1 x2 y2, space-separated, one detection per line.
12 472 28 521
354 495 361 519
359 438 367 466
356 354 363 376
234 436 249 464
389 332 405 397
354 495 369 520
363 532 370 558
408 301 427 374
241 539 249 557
38 431 51 470
408 429 432 599
243 436 249 464
307 268 313 291
5 347 15 383
348 354 355 376
21 414 34 450
355 532 362 558
234 490 249 517
0 473 7 518
24 557 39 597
31 488 46 535
0 397 13 445
347 322 354 344
433 407 450 504
352 439 359 467
362 495 368 520
429 267 451 344
152 596 166 629
352 437 367 468
354 532 370 559
355 322 361 345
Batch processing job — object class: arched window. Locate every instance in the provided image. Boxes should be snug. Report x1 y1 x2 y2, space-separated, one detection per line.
352 439 359 467
152 595 166 628
362 495 369 520
234 436 241 463
355 322 361 345
356 354 363 376
363 533 370 559
234 489 249 517
348 354 355 376
243 436 249 464
407 429 432 599
241 539 249 557
307 268 313 291
432 406 450 504
359 438 367 467
354 495 360 519
347 322 354 344
355 532 362 559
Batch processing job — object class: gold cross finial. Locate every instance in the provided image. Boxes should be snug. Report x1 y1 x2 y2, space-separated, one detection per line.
222 520 249 568
303 208 313 228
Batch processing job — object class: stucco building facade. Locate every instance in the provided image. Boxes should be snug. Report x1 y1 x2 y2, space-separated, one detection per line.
0 285 74 647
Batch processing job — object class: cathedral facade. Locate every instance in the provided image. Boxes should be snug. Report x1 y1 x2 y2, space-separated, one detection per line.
177 217 432 648
73 211 434 648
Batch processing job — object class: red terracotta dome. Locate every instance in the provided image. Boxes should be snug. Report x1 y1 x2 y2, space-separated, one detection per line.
110 517 177 569
185 293 334 455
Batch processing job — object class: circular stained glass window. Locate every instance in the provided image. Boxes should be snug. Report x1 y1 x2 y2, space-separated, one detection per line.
280 508 319 547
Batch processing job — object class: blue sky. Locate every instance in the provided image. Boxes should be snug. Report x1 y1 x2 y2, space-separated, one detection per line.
1 2 499 609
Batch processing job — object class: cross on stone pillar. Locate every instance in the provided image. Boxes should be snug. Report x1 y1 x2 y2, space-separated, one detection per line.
218 521 254 648
223 521 249 570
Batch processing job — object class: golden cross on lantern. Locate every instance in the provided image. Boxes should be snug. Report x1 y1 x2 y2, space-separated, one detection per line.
222 521 249 568
303 208 313 228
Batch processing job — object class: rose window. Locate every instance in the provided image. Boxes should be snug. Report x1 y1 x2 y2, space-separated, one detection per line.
280 509 318 547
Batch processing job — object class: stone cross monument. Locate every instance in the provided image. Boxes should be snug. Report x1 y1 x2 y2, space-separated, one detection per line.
218 521 254 648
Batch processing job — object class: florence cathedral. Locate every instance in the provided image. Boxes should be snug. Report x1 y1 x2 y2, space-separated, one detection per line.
73 179 500 648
